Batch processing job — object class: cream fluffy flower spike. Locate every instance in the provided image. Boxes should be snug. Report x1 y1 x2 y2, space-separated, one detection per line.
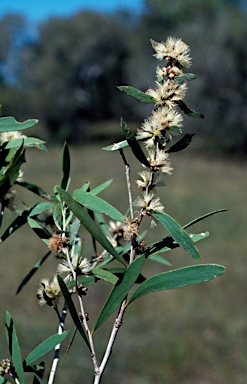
150 36 192 68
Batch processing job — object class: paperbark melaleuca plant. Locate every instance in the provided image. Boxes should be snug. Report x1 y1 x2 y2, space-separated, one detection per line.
0 37 227 384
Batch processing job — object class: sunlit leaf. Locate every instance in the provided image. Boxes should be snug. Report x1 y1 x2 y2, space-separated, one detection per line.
56 187 125 265
128 264 226 304
91 268 119 285
117 86 156 104
175 73 197 83
153 212 200 259
93 255 144 332
73 189 125 222
90 180 112 195
0 116 38 132
24 332 68 366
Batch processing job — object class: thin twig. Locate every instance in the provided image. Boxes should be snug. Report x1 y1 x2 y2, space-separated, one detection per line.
119 149 134 219
94 299 127 384
48 302 67 384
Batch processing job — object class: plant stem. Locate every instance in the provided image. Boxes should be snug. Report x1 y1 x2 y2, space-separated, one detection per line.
48 302 67 384
94 299 127 384
119 149 134 219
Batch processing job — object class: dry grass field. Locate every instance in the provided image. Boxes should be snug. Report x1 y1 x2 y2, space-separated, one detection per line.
0 142 246 383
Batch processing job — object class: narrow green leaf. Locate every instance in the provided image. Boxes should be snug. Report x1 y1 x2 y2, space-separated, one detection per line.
121 120 150 168
16 251 51 294
3 137 46 150
93 255 144 332
27 217 51 245
183 209 229 229
128 264 226 304
60 142 70 190
57 276 91 351
5 312 26 384
177 100 204 119
73 189 125 223
0 144 26 199
102 139 129 151
148 255 172 266
117 86 156 104
90 180 112 196
56 187 125 265
153 212 200 260
25 332 68 366
0 203 53 243
91 268 119 285
0 116 38 132
167 133 195 153
175 73 197 83
145 232 208 258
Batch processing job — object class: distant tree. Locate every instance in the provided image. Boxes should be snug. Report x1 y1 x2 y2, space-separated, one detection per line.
19 11 131 142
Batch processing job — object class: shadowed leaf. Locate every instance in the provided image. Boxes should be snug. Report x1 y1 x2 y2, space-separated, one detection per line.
177 100 204 118
168 133 195 153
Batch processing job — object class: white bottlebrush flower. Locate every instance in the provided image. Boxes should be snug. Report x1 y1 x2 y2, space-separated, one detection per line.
148 149 173 175
165 36 192 68
0 131 26 142
146 80 187 109
134 191 164 213
151 37 192 68
137 106 183 147
57 254 92 277
37 275 61 307
136 170 152 189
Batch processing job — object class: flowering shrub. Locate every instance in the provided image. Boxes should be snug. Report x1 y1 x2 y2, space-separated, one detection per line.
0 37 226 384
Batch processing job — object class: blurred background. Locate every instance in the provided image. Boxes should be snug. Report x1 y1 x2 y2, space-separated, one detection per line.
0 0 247 383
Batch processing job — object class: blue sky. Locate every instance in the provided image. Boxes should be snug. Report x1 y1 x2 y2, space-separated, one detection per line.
1 0 145 23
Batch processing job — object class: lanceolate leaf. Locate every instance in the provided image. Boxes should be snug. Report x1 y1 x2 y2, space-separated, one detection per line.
90 180 112 195
153 212 200 259
27 217 51 245
167 133 195 153
175 73 197 83
3 137 46 150
93 255 145 332
0 144 26 199
177 100 204 119
57 276 91 351
145 232 208 258
24 332 68 366
73 189 125 222
57 187 125 265
5 312 26 384
0 202 54 243
91 268 119 285
183 209 228 230
0 116 38 132
16 251 51 294
117 86 156 104
60 142 70 191
128 264 226 304
121 120 150 168
102 139 129 151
